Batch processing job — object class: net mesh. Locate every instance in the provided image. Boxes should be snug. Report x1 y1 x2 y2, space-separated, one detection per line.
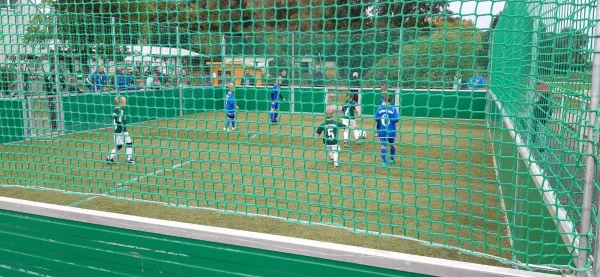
0 0 598 273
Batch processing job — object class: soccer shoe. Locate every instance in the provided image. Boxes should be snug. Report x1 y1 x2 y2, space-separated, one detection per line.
343 142 349 148
223 127 230 132
381 162 387 167
389 159 396 164
127 159 136 164
334 162 339 168
105 158 114 164
231 127 238 131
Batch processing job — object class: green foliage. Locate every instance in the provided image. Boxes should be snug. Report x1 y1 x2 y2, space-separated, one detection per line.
538 27 588 75
364 29 485 88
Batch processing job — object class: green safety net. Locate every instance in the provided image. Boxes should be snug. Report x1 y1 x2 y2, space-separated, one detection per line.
0 0 597 273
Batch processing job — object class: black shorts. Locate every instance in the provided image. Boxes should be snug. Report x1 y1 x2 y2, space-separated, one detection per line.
227 113 236 120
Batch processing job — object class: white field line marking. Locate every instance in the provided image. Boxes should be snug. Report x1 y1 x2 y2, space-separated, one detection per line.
69 160 193 206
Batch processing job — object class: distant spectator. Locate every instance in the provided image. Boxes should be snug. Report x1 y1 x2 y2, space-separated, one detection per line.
116 67 137 91
533 82 552 153
179 68 191 87
85 66 108 93
146 67 164 89
243 70 255 87
467 73 485 90
453 72 463 90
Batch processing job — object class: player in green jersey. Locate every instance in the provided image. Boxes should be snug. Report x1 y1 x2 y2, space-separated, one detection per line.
106 96 136 164
316 106 347 168
341 93 363 148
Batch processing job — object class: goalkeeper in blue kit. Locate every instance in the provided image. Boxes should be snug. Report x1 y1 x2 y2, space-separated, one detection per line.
223 83 240 131
375 95 399 167
269 77 286 124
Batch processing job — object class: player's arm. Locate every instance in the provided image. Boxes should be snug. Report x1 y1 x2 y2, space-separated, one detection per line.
316 127 323 138
279 93 286 101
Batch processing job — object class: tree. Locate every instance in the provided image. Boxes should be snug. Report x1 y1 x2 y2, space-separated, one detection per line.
364 28 485 88
537 27 588 76
476 11 501 69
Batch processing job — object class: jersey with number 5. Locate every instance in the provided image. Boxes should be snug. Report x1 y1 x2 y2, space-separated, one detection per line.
316 120 347 146
375 105 399 138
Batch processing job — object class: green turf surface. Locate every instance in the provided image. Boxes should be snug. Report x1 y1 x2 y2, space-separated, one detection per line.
0 111 511 267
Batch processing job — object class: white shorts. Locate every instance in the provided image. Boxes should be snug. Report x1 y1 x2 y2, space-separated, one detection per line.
114 132 132 145
341 119 356 128
326 145 339 153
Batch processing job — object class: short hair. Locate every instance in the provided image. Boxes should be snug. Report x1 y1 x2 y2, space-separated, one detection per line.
325 105 336 116
115 96 126 105
387 95 394 104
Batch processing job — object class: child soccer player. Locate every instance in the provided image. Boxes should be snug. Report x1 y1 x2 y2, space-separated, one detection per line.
316 106 347 168
269 77 286 124
380 84 395 105
342 93 362 148
106 96 135 164
224 83 239 131
375 95 399 167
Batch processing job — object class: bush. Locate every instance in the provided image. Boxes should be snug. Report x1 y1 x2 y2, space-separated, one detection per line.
363 29 486 89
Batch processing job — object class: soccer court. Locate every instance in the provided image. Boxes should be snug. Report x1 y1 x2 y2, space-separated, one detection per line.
0 111 510 261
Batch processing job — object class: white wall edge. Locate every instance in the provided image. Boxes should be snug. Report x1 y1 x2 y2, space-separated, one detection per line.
0 196 556 277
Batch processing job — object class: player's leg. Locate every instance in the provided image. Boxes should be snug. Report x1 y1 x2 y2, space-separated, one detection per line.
224 113 233 130
388 138 396 164
380 137 388 166
328 145 339 167
273 103 279 122
351 120 361 140
106 134 123 163
231 113 237 130
270 103 279 123
342 119 350 148
224 112 230 130
124 133 135 164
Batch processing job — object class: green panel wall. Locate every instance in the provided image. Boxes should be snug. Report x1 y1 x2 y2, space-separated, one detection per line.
399 90 486 119
182 87 223 114
294 87 326 113
487 100 571 266
60 87 486 135
0 209 430 277
0 99 24 144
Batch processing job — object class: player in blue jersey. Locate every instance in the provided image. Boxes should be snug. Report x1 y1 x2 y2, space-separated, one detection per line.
375 95 399 167
223 83 239 131
269 77 286 124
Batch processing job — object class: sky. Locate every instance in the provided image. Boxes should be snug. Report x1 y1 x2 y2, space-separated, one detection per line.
448 1 506 28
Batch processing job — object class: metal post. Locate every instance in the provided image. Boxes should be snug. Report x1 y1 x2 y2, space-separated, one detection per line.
52 12 65 135
394 29 402 108
396 29 402 91
221 35 226 87
290 32 295 114
111 16 116 85
527 3 541 145
589 0 600 275
177 26 183 117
